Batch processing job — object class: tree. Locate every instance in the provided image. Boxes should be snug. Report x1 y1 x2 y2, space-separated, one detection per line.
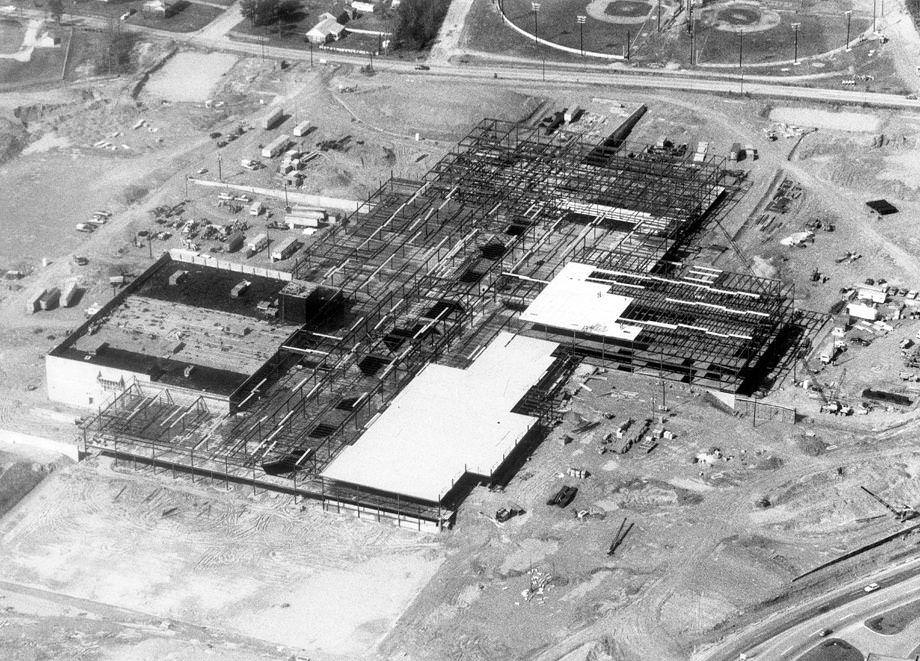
47 0 63 22
241 0 281 27
393 0 449 50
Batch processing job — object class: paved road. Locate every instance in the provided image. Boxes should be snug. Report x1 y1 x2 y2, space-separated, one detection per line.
699 555 920 661
12 6 920 111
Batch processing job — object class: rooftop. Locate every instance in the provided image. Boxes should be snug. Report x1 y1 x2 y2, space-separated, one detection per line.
321 331 559 503
53 255 299 397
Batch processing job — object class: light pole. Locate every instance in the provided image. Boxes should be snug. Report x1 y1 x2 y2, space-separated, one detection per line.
872 0 877 33
532 2 545 81
845 10 851 51
657 0 661 31
626 29 631 60
531 2 540 49
577 14 586 59
792 22 801 65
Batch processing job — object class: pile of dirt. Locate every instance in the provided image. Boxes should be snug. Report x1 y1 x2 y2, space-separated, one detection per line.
0 116 26 165
0 459 48 517
796 433 827 457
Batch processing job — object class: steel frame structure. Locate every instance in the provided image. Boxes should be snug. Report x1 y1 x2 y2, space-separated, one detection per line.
81 118 809 528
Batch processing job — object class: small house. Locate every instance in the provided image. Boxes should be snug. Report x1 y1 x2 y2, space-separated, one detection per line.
307 15 346 44
142 0 178 18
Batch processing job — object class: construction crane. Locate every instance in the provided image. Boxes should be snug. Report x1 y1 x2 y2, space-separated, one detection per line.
799 358 829 405
830 367 847 402
860 486 919 523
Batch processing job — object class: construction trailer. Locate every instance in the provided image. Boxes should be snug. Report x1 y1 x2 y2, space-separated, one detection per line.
247 233 269 254
261 108 284 131
261 134 291 159
61 280 80 307
270 236 301 261
292 120 311 137
75 118 819 530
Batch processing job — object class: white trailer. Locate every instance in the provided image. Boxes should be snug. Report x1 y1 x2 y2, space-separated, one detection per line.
61 280 80 307
271 237 301 262
261 134 291 159
247 233 268 254
286 215 321 229
292 120 311 137
261 107 284 130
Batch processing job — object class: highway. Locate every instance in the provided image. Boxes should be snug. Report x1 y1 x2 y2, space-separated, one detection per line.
700 555 920 660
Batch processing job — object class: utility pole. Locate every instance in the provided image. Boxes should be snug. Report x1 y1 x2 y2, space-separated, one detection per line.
217 153 222 181
738 28 744 94
577 15 586 58
310 41 313 67
792 22 801 64
689 19 695 65
657 0 661 31
626 29 631 60
872 0 877 33
845 10 852 51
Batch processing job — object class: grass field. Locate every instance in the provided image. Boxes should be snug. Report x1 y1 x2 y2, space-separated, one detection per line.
798 638 864 661
467 0 877 67
0 18 25 54
0 29 66 87
865 598 920 635
126 2 224 33
229 0 394 53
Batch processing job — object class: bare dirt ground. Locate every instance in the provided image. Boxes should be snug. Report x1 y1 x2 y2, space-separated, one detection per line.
3 30 920 661
0 456 444 660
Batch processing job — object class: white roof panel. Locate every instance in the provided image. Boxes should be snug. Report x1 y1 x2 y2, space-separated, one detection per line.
321 332 558 503
521 262 642 340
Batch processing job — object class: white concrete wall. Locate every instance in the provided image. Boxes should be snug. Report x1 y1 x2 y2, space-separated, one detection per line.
45 354 148 409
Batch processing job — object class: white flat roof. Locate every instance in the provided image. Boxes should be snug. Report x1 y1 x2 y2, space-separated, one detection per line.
521 262 642 341
321 331 559 503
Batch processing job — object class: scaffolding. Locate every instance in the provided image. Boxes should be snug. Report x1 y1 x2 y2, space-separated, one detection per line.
81 118 814 528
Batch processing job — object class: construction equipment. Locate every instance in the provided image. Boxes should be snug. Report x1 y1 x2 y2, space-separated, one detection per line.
830 367 847 401
607 517 633 556
860 486 919 522
546 486 578 508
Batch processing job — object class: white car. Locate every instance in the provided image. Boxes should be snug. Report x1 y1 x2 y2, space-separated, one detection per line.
864 582 880 593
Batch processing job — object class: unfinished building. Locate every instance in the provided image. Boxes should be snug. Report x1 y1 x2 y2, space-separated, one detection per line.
66 118 814 530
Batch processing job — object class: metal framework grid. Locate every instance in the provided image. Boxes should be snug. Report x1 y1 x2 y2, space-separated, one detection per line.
80 118 805 528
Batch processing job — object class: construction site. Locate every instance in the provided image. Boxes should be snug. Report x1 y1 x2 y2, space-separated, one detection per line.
53 114 820 532
3 9 920 652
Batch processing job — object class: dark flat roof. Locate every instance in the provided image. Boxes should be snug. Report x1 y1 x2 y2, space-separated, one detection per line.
866 199 898 215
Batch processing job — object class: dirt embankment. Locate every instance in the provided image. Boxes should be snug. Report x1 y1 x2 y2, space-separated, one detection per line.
0 116 26 164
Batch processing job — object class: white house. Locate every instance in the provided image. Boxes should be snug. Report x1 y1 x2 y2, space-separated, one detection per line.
306 14 345 44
